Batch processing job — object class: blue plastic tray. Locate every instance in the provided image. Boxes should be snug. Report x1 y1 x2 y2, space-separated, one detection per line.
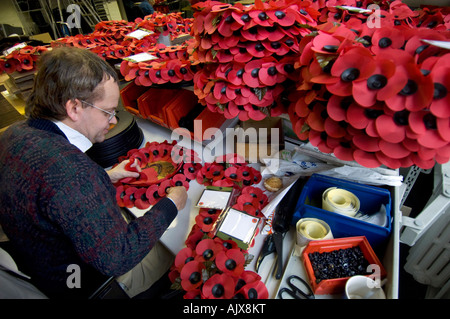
292 174 392 250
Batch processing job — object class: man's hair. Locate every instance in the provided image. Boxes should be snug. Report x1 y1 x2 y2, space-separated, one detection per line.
25 46 119 120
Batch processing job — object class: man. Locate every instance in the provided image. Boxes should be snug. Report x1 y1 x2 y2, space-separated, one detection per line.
0 47 187 298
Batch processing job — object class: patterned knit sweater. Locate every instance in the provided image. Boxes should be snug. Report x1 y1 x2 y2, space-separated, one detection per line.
0 119 177 298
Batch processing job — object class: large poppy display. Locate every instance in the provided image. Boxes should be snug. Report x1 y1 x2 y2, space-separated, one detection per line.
3 1 449 170
287 0 450 169
190 0 317 122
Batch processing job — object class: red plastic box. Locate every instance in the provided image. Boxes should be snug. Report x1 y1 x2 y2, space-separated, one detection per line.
120 81 148 116
137 87 180 127
302 236 387 295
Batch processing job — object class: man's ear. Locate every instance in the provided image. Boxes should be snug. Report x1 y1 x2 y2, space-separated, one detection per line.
65 99 82 122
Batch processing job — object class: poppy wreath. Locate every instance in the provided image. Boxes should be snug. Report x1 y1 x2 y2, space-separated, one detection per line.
119 41 197 86
114 140 202 209
287 2 450 170
0 45 47 74
194 154 262 189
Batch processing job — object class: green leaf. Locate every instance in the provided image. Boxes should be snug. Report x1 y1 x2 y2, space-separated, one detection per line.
254 87 267 101
315 53 336 69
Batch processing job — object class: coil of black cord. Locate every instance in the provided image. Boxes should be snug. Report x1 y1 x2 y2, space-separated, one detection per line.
86 110 143 168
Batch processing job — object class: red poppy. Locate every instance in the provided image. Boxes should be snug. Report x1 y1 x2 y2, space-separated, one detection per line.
115 185 127 207
326 47 377 97
428 61 450 119
180 260 205 291
409 111 449 149
385 59 434 112
174 247 196 271
214 237 239 251
172 174 189 189
379 140 411 160
373 108 407 143
133 187 151 209
183 163 202 180
232 202 257 216
195 238 223 263
185 225 206 250
230 45 254 63
158 179 172 197
120 61 140 81
216 248 245 277
0 58 18 74
224 166 240 183
353 149 383 168
122 186 138 208
168 268 180 284
145 184 162 205
195 212 218 233
202 273 235 299
241 186 265 201
238 279 269 299
370 27 405 55
352 57 407 107
237 166 254 184
212 179 235 187
159 60 182 83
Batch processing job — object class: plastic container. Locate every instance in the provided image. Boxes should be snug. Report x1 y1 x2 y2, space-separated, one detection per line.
302 236 387 295
120 81 149 117
164 89 201 132
137 87 180 127
292 174 392 252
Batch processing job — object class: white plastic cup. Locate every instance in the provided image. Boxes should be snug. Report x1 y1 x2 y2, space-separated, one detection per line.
344 275 386 299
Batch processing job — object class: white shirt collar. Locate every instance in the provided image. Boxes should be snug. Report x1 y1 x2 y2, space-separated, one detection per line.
53 120 93 153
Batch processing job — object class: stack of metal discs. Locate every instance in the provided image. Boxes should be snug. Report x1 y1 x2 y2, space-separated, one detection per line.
86 110 143 168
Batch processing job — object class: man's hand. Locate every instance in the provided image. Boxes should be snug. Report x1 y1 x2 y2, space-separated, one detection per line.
166 186 188 211
107 159 141 184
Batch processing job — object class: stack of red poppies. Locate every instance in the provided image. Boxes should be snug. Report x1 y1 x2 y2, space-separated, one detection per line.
0 45 47 74
190 0 318 121
52 20 140 60
288 1 450 169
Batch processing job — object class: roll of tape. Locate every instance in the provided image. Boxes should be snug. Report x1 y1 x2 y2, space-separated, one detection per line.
296 218 333 248
322 187 360 217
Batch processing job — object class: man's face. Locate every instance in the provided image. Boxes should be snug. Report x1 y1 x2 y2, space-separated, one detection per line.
79 77 120 144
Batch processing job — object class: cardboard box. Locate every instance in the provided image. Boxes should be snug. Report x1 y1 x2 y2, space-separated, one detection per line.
235 117 284 163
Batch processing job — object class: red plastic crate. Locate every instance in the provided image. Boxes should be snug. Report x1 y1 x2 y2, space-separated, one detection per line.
302 236 387 295
137 87 180 127
120 82 148 117
192 107 228 141
164 89 200 131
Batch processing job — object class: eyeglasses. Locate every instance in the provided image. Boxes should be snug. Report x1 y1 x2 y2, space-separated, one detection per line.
81 100 116 122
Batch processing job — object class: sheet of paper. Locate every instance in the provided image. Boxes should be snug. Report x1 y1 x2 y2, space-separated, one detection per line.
196 189 231 210
123 52 158 63
126 28 154 39
219 209 259 243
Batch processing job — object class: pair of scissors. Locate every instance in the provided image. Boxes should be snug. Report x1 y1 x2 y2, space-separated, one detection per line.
278 275 315 299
